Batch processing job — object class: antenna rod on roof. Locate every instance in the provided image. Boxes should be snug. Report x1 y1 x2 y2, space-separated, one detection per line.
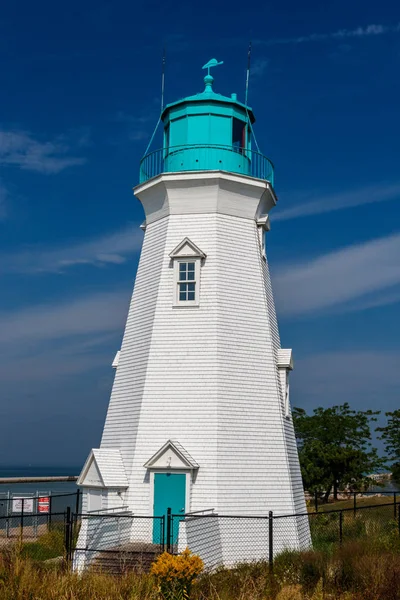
143 48 166 157
161 47 166 113
245 41 252 108
244 41 260 153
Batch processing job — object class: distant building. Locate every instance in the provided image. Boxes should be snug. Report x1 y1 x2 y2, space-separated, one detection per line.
76 60 311 569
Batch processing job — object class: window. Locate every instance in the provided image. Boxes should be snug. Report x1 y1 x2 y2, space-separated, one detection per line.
173 257 201 306
164 123 170 153
178 262 196 301
232 118 246 153
169 238 206 308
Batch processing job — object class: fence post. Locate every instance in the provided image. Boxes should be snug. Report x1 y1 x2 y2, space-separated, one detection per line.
394 493 397 519
20 498 25 538
166 508 172 553
75 489 80 516
353 492 357 516
398 503 400 537
47 492 53 529
161 515 165 552
339 511 343 545
314 491 318 512
6 491 10 539
64 507 72 565
34 491 38 538
268 511 273 569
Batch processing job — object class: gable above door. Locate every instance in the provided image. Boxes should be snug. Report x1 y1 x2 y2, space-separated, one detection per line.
144 440 199 471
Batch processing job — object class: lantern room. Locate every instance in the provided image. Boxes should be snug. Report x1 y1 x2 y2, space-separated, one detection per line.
139 60 274 184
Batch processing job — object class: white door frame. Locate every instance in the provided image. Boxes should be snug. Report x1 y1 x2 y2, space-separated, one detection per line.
148 470 191 516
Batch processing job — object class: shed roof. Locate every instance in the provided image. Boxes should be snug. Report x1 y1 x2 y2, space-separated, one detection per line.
78 448 128 488
277 349 294 370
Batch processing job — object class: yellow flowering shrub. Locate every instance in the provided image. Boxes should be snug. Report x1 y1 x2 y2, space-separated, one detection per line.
151 548 204 599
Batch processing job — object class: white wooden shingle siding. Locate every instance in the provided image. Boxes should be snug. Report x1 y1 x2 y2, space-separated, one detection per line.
79 171 311 561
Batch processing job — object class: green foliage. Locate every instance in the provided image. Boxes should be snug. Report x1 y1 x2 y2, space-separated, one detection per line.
392 462 400 485
293 403 385 498
377 410 400 481
21 526 65 561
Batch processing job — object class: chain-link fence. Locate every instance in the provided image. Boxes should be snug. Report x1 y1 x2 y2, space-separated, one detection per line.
0 495 399 571
308 490 399 512
72 512 165 573
309 501 399 550
0 491 80 547
170 501 400 568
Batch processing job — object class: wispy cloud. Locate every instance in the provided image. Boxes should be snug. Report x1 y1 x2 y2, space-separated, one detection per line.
115 112 154 144
0 225 143 274
273 182 400 221
0 289 129 347
0 180 8 220
0 130 86 174
260 23 400 46
251 58 269 78
273 233 400 316
293 350 400 411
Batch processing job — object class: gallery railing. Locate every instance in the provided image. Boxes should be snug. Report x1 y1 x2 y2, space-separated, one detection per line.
139 145 274 185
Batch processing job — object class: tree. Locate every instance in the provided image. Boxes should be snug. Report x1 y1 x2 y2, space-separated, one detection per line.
376 409 400 484
293 403 385 500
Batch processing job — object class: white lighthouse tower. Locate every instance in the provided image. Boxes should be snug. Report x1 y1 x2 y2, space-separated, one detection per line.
77 61 311 567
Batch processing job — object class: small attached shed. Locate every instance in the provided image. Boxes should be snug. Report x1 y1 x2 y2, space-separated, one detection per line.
78 449 128 512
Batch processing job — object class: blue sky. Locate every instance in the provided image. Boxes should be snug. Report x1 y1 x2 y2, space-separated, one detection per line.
1 0 399 466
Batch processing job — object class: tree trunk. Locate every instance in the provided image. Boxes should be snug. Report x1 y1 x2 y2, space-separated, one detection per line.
333 480 338 500
323 485 332 503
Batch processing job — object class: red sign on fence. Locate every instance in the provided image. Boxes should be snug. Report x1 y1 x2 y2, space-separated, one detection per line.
38 497 50 513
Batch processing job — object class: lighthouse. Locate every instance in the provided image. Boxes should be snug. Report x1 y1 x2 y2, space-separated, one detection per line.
77 60 311 567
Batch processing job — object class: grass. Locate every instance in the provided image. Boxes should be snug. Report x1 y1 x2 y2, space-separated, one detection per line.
0 538 400 599
20 526 65 561
314 496 397 512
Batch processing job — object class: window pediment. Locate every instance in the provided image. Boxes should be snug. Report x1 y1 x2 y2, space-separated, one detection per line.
144 440 199 470
169 237 206 259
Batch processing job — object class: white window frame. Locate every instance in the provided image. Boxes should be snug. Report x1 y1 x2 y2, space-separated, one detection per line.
173 258 201 307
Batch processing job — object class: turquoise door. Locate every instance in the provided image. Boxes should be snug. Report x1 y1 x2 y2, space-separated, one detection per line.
153 473 186 544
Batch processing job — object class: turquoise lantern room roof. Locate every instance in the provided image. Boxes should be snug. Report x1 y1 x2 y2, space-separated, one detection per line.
160 77 255 125
139 59 274 185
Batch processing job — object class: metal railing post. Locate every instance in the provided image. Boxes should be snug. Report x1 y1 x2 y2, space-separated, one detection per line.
353 492 357 516
314 491 318 512
339 511 343 545
394 493 397 519
268 511 273 568
166 508 172 553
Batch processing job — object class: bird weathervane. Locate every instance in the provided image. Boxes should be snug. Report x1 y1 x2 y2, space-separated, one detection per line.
202 58 224 76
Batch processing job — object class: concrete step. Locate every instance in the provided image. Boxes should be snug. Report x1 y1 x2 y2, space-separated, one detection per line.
91 542 162 575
